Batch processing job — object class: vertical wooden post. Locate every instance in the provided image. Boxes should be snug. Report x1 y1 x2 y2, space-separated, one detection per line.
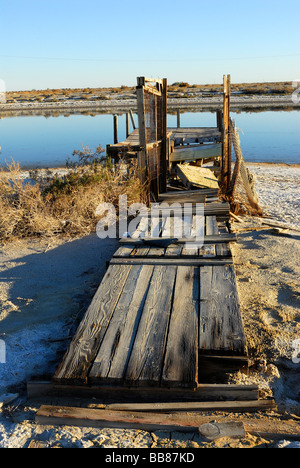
136 80 147 189
216 109 223 133
222 75 231 192
161 78 168 194
177 108 181 128
113 115 119 144
129 109 136 130
126 112 129 138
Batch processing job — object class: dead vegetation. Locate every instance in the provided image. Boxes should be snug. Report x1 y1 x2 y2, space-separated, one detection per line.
0 150 143 242
5 82 294 104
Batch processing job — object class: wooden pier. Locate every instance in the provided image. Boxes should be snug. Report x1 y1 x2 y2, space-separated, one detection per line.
29 77 272 426
53 196 248 392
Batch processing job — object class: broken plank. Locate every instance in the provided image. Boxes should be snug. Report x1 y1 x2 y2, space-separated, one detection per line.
125 265 177 386
162 266 199 388
53 264 132 384
176 164 219 190
199 265 247 356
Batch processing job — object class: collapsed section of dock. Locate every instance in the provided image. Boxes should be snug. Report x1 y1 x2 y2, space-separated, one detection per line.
30 77 273 428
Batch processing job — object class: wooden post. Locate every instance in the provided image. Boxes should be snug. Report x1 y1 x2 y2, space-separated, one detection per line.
161 78 168 194
129 109 136 130
126 112 129 138
177 108 180 128
216 109 223 133
222 75 231 193
136 81 147 189
113 115 118 144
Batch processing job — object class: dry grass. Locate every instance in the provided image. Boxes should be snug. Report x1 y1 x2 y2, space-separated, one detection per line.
0 159 143 242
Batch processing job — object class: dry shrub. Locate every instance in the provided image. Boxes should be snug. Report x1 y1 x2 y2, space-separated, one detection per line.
0 159 143 242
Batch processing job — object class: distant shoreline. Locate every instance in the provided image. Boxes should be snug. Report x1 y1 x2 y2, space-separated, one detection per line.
10 161 300 172
1 94 299 115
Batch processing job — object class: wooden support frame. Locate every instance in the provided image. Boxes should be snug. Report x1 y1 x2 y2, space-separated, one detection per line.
136 76 168 202
221 75 231 193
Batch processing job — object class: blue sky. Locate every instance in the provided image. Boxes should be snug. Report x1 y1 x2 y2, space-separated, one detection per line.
1 0 300 90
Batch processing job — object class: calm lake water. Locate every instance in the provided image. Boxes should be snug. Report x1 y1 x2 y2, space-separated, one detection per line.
0 110 299 168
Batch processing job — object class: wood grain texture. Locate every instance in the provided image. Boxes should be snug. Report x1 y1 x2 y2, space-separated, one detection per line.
89 265 154 383
199 265 247 355
162 266 199 387
125 265 177 386
53 264 132 384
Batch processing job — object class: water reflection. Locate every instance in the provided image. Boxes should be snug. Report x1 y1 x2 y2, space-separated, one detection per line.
0 109 299 168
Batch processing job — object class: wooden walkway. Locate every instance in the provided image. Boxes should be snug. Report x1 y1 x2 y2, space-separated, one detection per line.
107 127 222 161
53 190 248 392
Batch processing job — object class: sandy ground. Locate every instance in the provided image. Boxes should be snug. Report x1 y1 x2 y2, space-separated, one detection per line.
0 163 299 448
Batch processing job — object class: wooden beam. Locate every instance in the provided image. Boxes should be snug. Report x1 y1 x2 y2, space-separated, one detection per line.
106 400 273 413
126 112 129 138
110 258 233 266
160 78 167 194
170 144 222 163
159 188 219 199
149 203 230 217
222 74 231 192
36 400 278 432
27 380 259 402
119 234 237 245
129 109 136 130
136 86 147 187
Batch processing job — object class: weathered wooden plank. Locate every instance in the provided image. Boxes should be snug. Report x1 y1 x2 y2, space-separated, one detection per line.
160 213 193 240
110 258 233 266
158 188 219 199
215 218 232 257
119 234 237 245
131 216 149 238
107 399 272 413
162 266 199 387
176 164 219 190
125 265 177 386
159 194 206 204
36 400 278 431
150 203 230 217
53 265 132 384
113 245 135 257
199 265 247 355
89 265 154 383
200 215 217 257
170 143 222 163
